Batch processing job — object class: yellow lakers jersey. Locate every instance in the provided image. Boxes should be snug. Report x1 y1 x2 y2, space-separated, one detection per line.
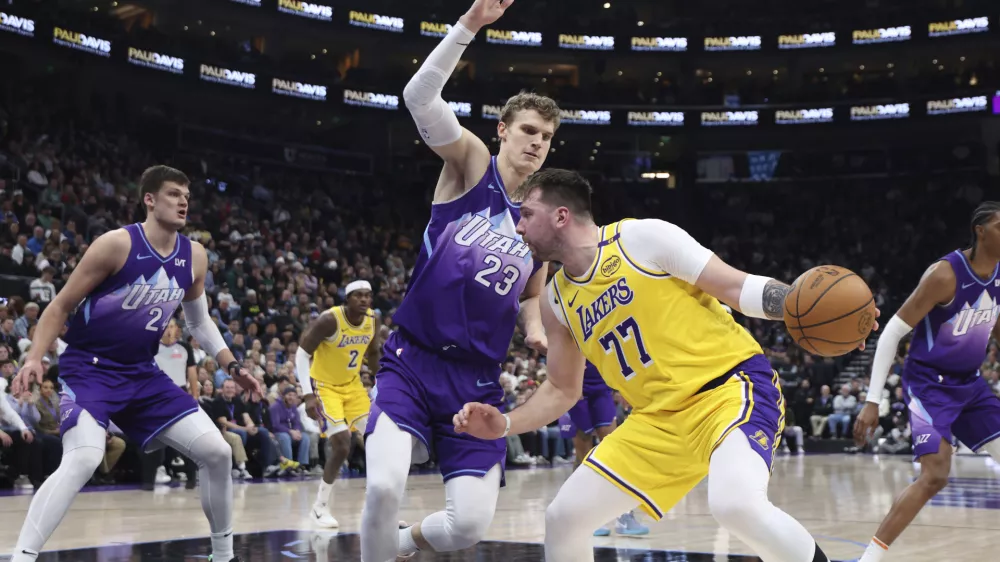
310 306 376 386
549 219 762 413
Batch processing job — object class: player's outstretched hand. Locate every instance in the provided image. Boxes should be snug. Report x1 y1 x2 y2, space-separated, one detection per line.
525 332 548 355
856 308 882 351
453 402 506 439
463 0 515 29
853 402 880 447
230 364 263 400
12 358 44 395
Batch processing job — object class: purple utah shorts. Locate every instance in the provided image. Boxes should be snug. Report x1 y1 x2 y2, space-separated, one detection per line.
902 358 1000 459
567 386 617 435
366 330 506 484
58 348 200 452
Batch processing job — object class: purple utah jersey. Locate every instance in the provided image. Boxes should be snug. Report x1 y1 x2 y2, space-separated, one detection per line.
63 223 194 364
903 250 1000 459
907 250 1000 374
58 224 200 451
392 156 543 364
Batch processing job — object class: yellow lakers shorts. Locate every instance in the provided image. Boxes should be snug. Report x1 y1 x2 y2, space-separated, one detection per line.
583 356 784 520
315 379 371 436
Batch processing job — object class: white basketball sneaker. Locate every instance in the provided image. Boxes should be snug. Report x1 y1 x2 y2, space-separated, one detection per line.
310 503 339 528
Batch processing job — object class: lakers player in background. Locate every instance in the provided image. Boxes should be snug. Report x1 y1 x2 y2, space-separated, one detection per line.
455 169 878 562
295 280 380 528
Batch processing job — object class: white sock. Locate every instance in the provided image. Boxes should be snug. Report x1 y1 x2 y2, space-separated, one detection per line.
398 526 420 556
10 547 38 562
237 462 246 470
210 529 234 562
316 480 334 509
859 537 888 562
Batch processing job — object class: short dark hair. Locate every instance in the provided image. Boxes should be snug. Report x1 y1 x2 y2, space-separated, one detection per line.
520 169 593 218
139 165 189 200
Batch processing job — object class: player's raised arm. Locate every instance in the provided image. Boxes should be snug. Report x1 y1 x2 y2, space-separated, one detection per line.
12 229 130 393
182 242 261 397
404 0 511 199
454 284 584 439
295 311 339 417
363 323 385 380
853 262 955 444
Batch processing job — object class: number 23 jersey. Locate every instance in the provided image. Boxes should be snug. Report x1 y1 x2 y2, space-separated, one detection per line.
548 219 762 414
393 156 543 364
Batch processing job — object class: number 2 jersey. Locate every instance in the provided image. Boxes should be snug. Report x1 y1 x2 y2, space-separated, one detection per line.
63 223 194 365
310 306 376 386
393 156 543 364
547 218 763 414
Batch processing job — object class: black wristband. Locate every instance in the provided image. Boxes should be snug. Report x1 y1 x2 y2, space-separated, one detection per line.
227 361 240 376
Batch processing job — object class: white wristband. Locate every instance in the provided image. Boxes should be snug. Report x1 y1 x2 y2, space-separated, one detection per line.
501 413 511 437
739 274 774 319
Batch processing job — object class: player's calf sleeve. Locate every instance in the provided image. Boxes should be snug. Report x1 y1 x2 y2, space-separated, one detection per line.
360 414 413 562
14 411 107 561
709 431 820 562
416 464 501 552
157 410 235 561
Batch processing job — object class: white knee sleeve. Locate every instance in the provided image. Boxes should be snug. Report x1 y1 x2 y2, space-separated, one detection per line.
361 414 415 562
14 410 106 557
709 431 819 562
419 464 501 552
544 465 640 562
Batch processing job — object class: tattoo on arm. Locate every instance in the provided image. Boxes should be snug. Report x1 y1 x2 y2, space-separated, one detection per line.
762 280 792 320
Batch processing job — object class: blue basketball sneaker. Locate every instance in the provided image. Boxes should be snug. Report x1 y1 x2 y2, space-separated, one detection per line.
592 525 611 537
615 511 650 536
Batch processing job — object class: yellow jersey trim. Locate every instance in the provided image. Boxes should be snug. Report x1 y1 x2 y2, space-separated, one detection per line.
584 453 665 520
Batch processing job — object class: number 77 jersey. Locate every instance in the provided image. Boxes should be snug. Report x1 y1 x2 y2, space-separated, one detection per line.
547 219 763 414
392 156 543 365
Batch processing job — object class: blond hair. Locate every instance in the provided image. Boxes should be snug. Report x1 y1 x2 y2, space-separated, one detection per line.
500 91 561 130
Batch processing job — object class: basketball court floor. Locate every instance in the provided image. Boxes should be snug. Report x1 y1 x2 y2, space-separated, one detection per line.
1 453 998 561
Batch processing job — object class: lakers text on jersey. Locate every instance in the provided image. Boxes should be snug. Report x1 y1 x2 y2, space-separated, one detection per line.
548 219 784 519
311 306 375 432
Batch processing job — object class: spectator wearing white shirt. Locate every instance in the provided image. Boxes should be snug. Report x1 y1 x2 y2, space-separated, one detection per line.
29 267 57 305
0 374 44 489
12 234 29 265
829 384 857 438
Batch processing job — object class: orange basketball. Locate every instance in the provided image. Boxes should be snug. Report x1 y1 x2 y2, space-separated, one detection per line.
783 265 877 357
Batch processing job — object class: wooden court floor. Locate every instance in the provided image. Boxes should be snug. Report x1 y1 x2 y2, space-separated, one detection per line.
2 453 999 561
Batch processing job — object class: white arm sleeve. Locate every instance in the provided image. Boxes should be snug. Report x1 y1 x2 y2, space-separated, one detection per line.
181 293 229 362
296 347 314 396
867 315 913 404
617 219 714 284
403 22 475 147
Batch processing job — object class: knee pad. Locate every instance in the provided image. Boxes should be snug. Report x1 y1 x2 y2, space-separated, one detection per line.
190 432 232 469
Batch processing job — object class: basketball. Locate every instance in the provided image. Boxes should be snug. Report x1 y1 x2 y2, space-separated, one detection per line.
783 265 877 357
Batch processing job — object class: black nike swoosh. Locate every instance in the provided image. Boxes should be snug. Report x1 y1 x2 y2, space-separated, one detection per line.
568 293 579 308
457 42 471 46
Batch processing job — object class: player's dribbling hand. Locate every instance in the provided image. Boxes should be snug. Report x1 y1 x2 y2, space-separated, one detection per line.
453 402 506 439
856 308 882 351
525 332 548 355
853 402 880 447
461 0 515 31
12 358 43 395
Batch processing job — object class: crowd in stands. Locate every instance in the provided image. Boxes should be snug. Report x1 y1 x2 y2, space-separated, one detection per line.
0 78 994 491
